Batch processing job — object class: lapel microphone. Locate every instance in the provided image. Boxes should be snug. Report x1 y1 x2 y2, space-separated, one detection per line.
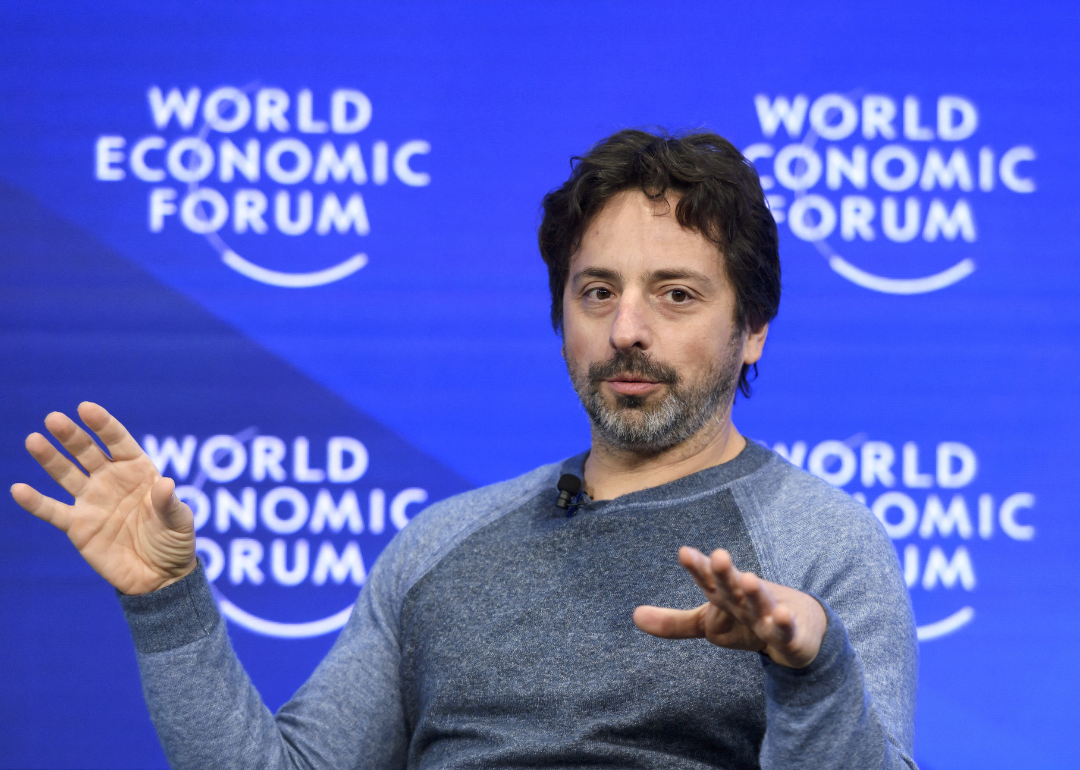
555 474 582 510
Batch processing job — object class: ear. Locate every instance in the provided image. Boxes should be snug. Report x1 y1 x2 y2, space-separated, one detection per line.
742 323 769 366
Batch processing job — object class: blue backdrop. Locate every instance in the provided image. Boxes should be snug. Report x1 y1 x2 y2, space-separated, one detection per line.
2 2 1077 768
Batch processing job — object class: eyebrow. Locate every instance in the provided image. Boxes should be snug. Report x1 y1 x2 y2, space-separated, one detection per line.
646 269 716 287
571 267 622 286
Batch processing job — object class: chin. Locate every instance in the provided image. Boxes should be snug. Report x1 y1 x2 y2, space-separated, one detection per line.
613 394 652 411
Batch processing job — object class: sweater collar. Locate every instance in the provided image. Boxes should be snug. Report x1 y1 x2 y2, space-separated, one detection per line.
558 439 773 512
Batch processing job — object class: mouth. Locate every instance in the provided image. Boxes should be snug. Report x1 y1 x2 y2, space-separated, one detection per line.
604 377 663 397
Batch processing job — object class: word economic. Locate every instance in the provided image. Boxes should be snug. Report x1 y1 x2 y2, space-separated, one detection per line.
748 93 1035 243
144 433 429 588
94 86 432 236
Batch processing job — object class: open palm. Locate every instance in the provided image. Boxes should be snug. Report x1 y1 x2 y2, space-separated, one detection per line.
10 402 196 595
634 546 828 669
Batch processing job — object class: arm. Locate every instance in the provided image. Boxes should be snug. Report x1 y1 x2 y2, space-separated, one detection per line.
757 598 911 769
11 403 409 770
634 544 917 769
121 558 409 769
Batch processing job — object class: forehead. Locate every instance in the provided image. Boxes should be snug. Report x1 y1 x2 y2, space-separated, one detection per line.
571 189 723 278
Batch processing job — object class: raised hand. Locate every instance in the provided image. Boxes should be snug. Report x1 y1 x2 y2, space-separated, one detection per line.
633 546 827 669
10 402 197 595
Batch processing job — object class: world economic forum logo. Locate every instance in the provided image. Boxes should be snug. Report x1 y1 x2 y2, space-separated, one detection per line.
142 428 431 638
94 84 431 287
772 435 1036 641
746 92 1036 294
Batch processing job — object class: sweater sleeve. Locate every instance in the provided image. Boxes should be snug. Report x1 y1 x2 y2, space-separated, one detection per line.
118 555 410 770
758 600 917 769
735 461 919 770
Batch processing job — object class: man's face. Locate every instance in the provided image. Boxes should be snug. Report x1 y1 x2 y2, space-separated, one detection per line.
562 189 766 454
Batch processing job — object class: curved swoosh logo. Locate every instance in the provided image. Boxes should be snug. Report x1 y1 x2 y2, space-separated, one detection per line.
829 256 976 295
916 606 975 641
221 250 368 288
212 586 354 638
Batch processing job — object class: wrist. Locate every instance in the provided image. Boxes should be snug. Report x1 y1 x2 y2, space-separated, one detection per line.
761 589 828 669
761 597 854 706
156 558 199 591
117 560 220 653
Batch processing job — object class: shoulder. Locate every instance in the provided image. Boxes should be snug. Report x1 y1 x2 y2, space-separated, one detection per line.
730 448 901 593
741 447 872 526
369 460 563 599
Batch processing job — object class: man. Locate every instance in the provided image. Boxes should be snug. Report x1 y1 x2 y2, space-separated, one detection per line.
11 129 917 769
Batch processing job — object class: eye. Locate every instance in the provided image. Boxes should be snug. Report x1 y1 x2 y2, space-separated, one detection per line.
668 289 690 303
587 287 613 300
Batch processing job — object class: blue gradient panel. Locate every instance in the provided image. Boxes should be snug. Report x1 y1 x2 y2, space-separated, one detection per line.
1 2 1077 768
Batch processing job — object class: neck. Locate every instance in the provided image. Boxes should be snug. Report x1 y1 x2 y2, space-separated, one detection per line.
582 411 747 501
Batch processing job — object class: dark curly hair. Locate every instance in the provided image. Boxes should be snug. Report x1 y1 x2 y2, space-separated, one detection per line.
538 129 781 397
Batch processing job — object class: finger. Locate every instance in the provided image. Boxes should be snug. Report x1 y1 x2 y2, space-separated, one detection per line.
739 571 777 622
705 548 750 614
78 402 144 462
24 432 88 496
633 604 705 639
709 550 773 630
678 546 720 595
10 483 75 531
44 411 111 474
150 477 194 532
760 596 803 643
709 548 745 599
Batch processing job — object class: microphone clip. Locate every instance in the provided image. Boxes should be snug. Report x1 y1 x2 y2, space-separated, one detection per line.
555 473 582 511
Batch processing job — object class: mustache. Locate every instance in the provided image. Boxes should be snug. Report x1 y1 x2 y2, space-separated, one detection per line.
587 350 679 386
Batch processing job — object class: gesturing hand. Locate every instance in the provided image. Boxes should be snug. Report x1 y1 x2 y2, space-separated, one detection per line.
633 546 827 669
10 402 197 595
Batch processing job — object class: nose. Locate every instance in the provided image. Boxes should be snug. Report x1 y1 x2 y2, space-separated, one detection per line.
609 290 653 352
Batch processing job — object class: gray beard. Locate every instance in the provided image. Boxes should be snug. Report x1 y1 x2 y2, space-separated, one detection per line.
567 337 742 454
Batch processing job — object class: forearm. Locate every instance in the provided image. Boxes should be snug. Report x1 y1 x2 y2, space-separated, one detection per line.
120 559 411 770
758 602 917 770
120 563 298 770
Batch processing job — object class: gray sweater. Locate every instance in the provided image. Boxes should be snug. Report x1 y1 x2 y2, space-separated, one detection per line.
120 441 918 769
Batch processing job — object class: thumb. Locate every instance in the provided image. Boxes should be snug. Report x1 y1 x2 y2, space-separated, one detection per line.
633 604 706 639
150 477 194 532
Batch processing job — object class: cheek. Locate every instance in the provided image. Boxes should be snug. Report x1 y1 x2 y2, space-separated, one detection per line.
561 310 598 363
664 318 738 371
562 335 590 380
